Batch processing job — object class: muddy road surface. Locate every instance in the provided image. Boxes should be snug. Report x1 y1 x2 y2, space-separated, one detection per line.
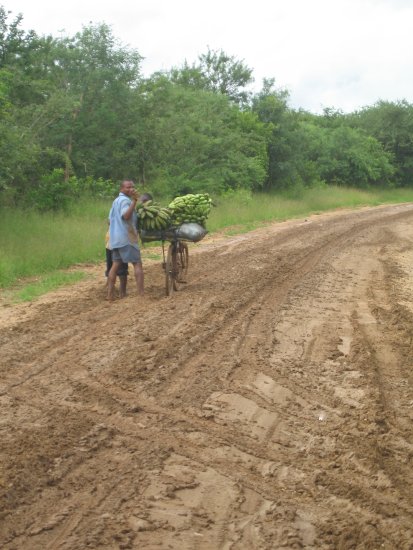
1 204 413 549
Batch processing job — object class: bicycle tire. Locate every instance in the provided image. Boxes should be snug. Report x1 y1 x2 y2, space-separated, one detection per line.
172 243 182 291
177 242 189 283
165 243 175 296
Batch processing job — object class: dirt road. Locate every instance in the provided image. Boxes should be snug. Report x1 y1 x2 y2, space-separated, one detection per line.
1 204 413 549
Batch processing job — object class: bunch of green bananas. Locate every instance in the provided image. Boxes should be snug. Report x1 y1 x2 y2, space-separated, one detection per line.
168 193 213 227
136 201 172 231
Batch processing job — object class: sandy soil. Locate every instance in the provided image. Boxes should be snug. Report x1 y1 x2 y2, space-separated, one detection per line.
1 204 413 549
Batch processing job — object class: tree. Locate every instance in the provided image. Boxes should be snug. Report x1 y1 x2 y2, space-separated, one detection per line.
252 78 303 190
350 100 413 186
0 10 144 201
169 47 254 107
0 8 46 198
36 23 143 181
312 124 394 187
252 79 395 190
127 75 267 196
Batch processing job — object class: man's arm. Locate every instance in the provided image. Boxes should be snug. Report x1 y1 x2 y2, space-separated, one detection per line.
122 194 138 221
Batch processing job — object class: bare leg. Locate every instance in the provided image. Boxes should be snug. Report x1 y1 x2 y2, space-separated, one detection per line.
119 275 127 298
107 261 121 300
105 248 112 288
133 262 144 296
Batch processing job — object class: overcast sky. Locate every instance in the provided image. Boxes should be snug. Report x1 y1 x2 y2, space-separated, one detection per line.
5 0 413 113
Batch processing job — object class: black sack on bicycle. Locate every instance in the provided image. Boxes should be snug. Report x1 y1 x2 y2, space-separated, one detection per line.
176 223 208 242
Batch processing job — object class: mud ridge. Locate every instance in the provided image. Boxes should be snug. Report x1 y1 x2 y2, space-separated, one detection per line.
1 204 413 549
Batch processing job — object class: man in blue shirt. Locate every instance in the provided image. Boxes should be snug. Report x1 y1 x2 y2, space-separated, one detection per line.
107 180 144 300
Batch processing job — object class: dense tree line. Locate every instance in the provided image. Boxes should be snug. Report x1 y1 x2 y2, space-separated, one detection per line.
1 6 412 209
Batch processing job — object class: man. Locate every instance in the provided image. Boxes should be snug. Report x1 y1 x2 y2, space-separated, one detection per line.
107 180 144 300
105 223 128 298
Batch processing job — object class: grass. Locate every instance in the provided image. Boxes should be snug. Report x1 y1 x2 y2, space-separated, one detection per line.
12 271 88 302
144 252 162 261
207 186 413 232
0 199 109 288
1 186 413 296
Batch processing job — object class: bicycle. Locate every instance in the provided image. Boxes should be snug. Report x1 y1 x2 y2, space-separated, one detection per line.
140 222 207 297
163 237 189 296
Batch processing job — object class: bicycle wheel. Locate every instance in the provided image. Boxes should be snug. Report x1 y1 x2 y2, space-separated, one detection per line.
165 243 175 296
172 243 182 291
177 242 189 283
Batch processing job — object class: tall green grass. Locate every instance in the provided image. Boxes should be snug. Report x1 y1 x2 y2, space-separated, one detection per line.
207 186 413 232
0 199 110 287
1 187 413 289
14 271 88 302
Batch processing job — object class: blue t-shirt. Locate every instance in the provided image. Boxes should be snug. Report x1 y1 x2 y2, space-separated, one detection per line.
108 193 139 249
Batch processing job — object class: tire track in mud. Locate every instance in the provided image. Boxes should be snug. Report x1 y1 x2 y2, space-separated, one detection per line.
350 243 413 506
291 222 413 549
1 204 413 549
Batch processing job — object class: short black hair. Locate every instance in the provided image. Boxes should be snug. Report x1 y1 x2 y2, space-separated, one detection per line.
139 193 153 202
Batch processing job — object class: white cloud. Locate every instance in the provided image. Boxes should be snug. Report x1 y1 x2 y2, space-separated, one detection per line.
5 0 413 112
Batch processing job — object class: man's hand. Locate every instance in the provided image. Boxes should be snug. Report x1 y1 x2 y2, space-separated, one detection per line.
131 190 139 202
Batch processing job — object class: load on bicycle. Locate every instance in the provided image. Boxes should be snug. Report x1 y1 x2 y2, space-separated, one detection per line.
136 193 213 295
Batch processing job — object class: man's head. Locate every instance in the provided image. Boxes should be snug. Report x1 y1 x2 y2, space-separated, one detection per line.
139 192 153 204
120 180 136 198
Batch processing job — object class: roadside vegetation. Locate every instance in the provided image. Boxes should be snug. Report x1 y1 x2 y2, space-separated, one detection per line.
206 186 413 232
2 6 413 299
2 187 413 300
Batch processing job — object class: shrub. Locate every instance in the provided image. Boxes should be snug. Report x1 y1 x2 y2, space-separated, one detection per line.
28 169 74 211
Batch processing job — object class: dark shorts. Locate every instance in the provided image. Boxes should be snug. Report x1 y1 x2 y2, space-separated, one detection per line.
112 244 141 264
105 248 128 277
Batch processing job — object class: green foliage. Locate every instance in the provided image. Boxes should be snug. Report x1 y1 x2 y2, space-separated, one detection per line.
252 79 303 190
219 187 253 205
252 83 395 190
2 3 413 215
350 100 413 186
205 186 413 232
36 23 143 181
13 271 87 302
315 125 395 187
133 76 267 195
169 47 254 106
24 169 118 210
0 198 109 287
80 177 119 199
2 187 413 289
27 169 73 211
